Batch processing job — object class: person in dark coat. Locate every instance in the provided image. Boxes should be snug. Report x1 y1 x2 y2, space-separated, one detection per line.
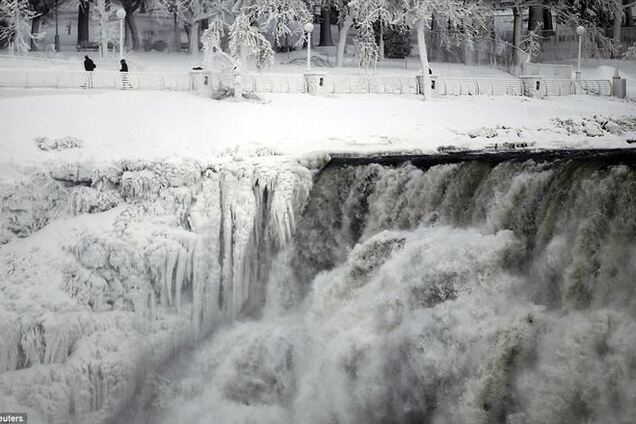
119 59 131 89
83 55 96 88
83 56 96 71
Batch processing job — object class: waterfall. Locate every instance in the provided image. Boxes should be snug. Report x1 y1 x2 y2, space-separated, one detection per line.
1 152 634 424
147 153 636 424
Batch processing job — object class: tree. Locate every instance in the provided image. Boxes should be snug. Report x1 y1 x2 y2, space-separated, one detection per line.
148 0 185 51
0 0 40 54
319 4 334 46
612 0 636 49
28 0 54 50
332 0 394 67
400 0 492 99
77 0 90 47
231 0 311 67
120 0 142 50
93 0 117 56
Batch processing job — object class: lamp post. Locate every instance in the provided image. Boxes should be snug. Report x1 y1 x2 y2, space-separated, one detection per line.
576 25 585 80
116 8 126 59
304 22 314 72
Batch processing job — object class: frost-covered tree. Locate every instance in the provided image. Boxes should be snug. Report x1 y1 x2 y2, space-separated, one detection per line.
93 0 118 57
522 26 543 61
333 0 395 67
0 0 40 54
152 0 233 54
229 14 274 70
400 0 492 99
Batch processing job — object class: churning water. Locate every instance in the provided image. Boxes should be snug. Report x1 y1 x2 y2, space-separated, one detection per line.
133 152 636 424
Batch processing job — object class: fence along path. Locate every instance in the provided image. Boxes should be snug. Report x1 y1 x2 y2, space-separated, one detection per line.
433 77 524 96
0 68 613 98
540 79 612 97
0 69 192 91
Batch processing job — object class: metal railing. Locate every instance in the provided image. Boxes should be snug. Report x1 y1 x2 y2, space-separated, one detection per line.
434 77 525 96
0 69 193 91
0 68 616 99
241 73 306 94
320 75 419 95
541 79 612 97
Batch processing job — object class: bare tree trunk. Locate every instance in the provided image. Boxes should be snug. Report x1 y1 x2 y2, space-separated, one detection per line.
319 7 334 46
173 12 180 52
614 1 623 49
125 12 140 50
96 0 109 58
30 16 40 51
336 14 353 67
189 22 199 54
512 7 523 65
77 1 90 47
416 18 432 100
379 19 385 60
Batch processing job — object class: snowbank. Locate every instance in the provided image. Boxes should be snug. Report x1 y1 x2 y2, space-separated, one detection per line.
0 91 635 170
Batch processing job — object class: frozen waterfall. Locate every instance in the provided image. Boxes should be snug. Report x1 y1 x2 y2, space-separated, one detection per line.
1 151 635 424
144 152 636 424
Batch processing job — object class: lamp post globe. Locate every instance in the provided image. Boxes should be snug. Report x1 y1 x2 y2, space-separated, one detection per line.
575 26 586 80
304 22 314 72
117 8 127 59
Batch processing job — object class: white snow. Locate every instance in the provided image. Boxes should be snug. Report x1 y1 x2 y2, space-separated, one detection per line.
0 91 634 170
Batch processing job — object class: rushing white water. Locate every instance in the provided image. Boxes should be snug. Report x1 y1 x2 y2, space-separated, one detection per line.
142 158 636 424
1 155 635 424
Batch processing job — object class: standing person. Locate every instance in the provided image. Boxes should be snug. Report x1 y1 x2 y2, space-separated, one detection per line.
83 55 96 88
119 59 131 89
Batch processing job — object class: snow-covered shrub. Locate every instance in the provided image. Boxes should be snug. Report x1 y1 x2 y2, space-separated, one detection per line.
35 136 83 151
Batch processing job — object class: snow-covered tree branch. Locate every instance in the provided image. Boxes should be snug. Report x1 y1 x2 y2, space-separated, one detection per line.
0 0 41 54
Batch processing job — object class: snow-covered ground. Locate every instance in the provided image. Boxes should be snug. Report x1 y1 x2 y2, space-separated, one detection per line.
0 91 634 170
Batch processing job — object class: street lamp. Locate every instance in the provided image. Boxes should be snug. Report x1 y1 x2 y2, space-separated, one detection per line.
116 8 127 59
575 25 585 80
304 22 314 72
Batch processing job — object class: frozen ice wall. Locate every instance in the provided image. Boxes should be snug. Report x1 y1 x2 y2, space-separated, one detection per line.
0 157 315 423
148 156 636 424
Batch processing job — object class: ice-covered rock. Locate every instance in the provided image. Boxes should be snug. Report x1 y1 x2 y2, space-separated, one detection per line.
467 127 498 139
35 136 83 152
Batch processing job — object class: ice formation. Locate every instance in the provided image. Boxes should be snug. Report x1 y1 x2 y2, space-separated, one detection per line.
0 158 312 423
145 156 636 424
1 153 635 424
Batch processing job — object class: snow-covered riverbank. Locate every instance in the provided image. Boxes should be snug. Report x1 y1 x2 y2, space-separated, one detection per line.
0 91 634 167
